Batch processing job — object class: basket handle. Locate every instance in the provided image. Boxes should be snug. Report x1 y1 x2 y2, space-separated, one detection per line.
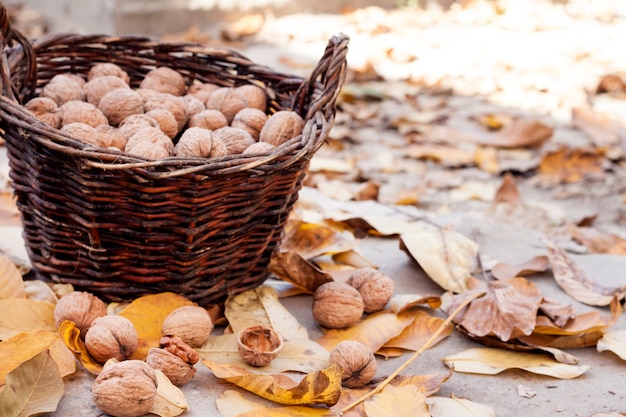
0 4 37 102
292 33 349 121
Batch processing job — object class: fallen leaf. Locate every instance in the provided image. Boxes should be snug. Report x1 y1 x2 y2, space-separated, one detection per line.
538 297 575 327
474 146 500 174
0 330 64 385
332 249 377 269
538 147 605 184
569 225 626 256
281 220 358 259
442 347 589 379
474 113 513 131
150 369 189 417
426 395 496 417
57 320 103 374
381 310 452 353
0 298 55 340
364 384 430 417
406 143 476 167
490 256 550 280
216 390 333 417
269 251 333 294
118 292 194 359
597 329 626 360
391 369 453 397
203 360 343 406
546 239 626 306
477 119 553 148
571 106 624 147
400 222 479 293
390 293 442 313
0 255 24 299
492 173 521 206
23 280 58 303
0 350 64 417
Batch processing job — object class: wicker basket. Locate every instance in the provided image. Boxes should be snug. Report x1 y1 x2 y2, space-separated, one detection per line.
0 5 348 306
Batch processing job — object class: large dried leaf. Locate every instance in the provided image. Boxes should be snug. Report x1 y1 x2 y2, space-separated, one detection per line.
492 173 521 206
216 390 333 417
442 347 589 379
0 350 64 417
571 106 623 147
0 298 55 340
57 320 103 374
380 310 452 353
537 297 575 328
546 240 626 306
476 119 553 148
426 395 496 417
268 251 333 294
534 296 621 336
203 359 342 406
390 293 442 313
597 330 626 360
391 369 453 397
0 255 24 299
316 310 415 352
364 384 430 417
406 143 476 167
118 292 195 359
539 147 605 184
280 220 357 258
150 369 189 417
400 222 479 293
569 226 626 256
490 256 549 280
23 280 59 303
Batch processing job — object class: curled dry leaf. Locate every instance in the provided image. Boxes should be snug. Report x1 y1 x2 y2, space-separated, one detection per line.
379 310 452 355
490 255 550 281
538 147 605 184
426 395 496 417
568 225 626 256
58 320 103 374
492 172 522 206
216 390 333 417
597 330 626 361
150 369 189 417
390 293 442 313
545 239 626 306
280 220 358 258
390 368 453 397
268 251 333 294
477 119 553 148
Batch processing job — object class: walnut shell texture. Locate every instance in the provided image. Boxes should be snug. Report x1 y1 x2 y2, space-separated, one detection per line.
53 291 107 334
347 268 395 313
205 87 246 123
235 84 267 112
146 347 196 386
25 97 61 129
60 123 100 146
85 315 139 363
98 88 144 126
312 281 364 329
96 124 127 150
214 126 256 155
83 75 130 106
145 109 179 139
162 305 213 348
330 340 377 388
174 127 215 158
88 62 131 84
41 74 85 106
231 107 267 140
188 82 220 103
182 94 206 119
242 141 275 155
125 126 174 155
125 140 170 160
140 66 187 96
59 100 108 127
118 114 160 139
259 110 305 146
188 109 228 131
144 93 187 131
237 325 283 367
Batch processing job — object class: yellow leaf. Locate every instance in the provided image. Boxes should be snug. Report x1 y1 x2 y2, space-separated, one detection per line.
332 249 377 269
400 222 479 293
0 329 59 385
316 310 414 352
203 359 343 406
49 338 76 378
539 146 604 184
364 385 430 417
390 293 442 313
0 255 25 299
597 329 626 360
426 395 496 417
442 347 589 379
216 390 334 417
391 369 453 397
268 251 333 294
0 298 55 340
150 369 189 417
118 292 194 359
57 320 103 374
23 280 59 303
0 350 64 417
382 310 452 352
281 220 357 258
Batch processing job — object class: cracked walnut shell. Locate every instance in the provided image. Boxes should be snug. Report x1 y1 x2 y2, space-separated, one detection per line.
146 336 198 385
347 268 395 313
312 281 364 329
85 315 139 363
237 325 283 367
330 340 377 388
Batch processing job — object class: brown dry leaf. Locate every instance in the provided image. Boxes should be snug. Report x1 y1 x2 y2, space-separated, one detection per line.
538 147 605 184
0 350 64 417
477 119 553 148
380 310 452 353
332 249 377 269
0 255 24 299
447 277 542 341
57 320 103 374
281 220 358 259
23 280 59 303
569 225 626 256
597 329 626 360
490 256 550 280
0 191 21 227
474 113 513 131
216 390 334 417
364 384 430 417
390 293 442 313
492 173 522 206
442 347 589 379
316 310 415 352
545 239 626 306
151 369 189 417
426 395 496 417
203 359 342 406
400 222 479 293
538 297 575 328
474 146 500 174
571 106 624 147
406 143 476 167
391 369 453 397
268 251 333 294
533 296 621 337
0 298 56 340
221 14 264 41
118 292 195 360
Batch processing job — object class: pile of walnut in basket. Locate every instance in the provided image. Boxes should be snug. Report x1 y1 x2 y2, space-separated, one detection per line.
25 63 305 159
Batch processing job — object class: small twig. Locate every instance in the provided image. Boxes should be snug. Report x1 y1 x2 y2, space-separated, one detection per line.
337 290 484 415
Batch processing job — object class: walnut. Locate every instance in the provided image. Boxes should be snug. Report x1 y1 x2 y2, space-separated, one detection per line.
59 100 108 127
60 123 100 146
182 94 206 119
205 87 246 123
188 109 228 131
125 126 174 155
312 281 364 329
187 82 220 103
118 114 160 139
347 268 395 313
24 97 61 129
235 84 267 112
135 88 160 103
41 74 85 105
145 109 178 139
65 73 86 88
125 140 170 160
98 88 144 126
145 336 199 385
91 359 158 417
161 305 213 348
237 325 283 367
139 66 186 96
53 291 107 335
329 341 377 388
242 141 275 155
83 75 130 106
259 110 305 146
173 127 215 158
88 63 131 85
96 124 127 150
231 107 267 140
143 93 187 132
85 315 139 363
214 126 255 155
209 136 228 158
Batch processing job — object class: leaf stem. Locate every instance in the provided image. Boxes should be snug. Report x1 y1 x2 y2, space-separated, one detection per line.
337 290 484 415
